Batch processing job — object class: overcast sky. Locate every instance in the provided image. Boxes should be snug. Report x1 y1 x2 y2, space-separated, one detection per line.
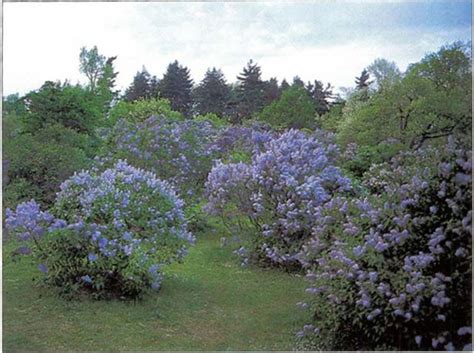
3 1 471 96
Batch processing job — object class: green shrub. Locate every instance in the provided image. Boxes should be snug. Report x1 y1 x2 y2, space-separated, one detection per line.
23 81 102 134
107 98 183 127
259 86 316 129
341 141 406 177
3 124 91 206
194 112 229 128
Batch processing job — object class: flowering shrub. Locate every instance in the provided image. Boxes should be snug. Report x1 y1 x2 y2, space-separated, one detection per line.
5 160 194 299
209 124 275 163
297 144 472 350
105 115 219 198
205 129 351 269
361 145 440 194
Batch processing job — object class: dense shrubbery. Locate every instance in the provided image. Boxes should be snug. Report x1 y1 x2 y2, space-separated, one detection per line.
3 124 92 207
341 140 407 177
193 112 229 129
209 123 275 163
107 98 183 127
5 161 194 299
259 86 316 129
296 143 472 350
3 80 104 210
104 115 219 198
23 81 102 134
205 129 351 269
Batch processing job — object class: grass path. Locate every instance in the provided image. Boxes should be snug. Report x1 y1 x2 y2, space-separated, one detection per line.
3 232 309 351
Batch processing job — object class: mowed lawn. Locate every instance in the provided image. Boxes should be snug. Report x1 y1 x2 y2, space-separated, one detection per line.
3 231 309 351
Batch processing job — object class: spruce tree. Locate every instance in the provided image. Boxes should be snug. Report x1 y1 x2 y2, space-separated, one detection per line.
236 59 265 120
124 67 152 102
158 60 194 117
307 80 333 115
194 67 230 116
96 56 119 116
280 79 290 92
149 75 160 98
291 76 305 88
355 69 372 89
262 77 281 106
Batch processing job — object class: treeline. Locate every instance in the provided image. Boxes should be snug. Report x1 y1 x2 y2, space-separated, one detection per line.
121 58 333 121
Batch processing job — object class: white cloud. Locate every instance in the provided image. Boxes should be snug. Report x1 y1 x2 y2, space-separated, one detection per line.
3 2 470 96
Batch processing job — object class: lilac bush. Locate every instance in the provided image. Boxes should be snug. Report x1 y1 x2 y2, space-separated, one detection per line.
209 124 275 162
5 160 194 299
205 129 351 269
105 115 219 199
297 144 472 350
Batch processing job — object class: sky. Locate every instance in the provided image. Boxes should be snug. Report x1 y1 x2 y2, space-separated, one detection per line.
3 0 471 96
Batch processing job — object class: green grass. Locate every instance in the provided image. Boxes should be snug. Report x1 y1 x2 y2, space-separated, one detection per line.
3 231 309 351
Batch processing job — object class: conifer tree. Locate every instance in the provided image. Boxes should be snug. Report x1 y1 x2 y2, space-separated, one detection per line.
236 59 265 120
280 79 290 92
194 67 230 116
262 77 281 106
96 56 119 115
307 80 333 115
124 67 152 102
158 60 194 117
291 76 305 88
355 69 372 89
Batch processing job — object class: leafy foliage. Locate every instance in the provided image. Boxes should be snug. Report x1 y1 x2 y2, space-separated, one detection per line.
259 86 316 129
79 46 106 92
23 81 102 134
107 98 183 127
3 124 92 206
338 42 471 151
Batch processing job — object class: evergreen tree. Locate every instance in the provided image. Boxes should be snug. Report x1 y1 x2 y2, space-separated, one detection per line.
149 75 160 98
262 77 281 106
236 59 265 120
158 60 194 117
194 67 230 116
124 67 152 102
307 80 333 115
355 69 372 89
280 79 290 92
291 76 305 88
96 56 119 116
225 83 240 123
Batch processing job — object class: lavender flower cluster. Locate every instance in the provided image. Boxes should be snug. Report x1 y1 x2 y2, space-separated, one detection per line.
209 124 275 160
6 160 194 298
107 115 219 198
205 129 351 268
297 144 472 350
